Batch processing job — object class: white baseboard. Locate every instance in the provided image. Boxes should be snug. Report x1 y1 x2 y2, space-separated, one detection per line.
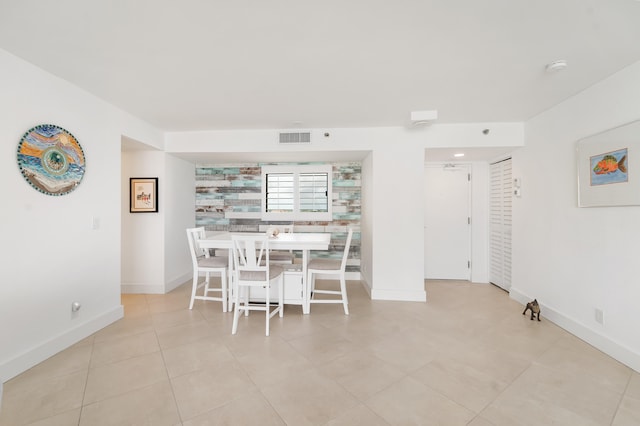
0 305 124 384
510 287 639 373
360 277 372 298
120 283 166 294
165 272 191 293
319 272 421 301
371 287 427 302
121 272 208 295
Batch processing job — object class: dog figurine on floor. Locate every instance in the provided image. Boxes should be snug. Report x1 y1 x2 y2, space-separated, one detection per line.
522 299 541 321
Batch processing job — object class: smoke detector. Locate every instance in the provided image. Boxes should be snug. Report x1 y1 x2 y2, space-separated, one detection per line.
545 60 568 73
410 110 438 126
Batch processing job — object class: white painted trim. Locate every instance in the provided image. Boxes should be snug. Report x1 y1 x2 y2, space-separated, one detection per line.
360 279 372 298
165 273 191 293
371 288 427 302
0 306 124 383
510 287 640 373
121 272 191 295
261 164 333 222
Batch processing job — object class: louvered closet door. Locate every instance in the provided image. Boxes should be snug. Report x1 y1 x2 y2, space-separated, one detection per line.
489 158 512 291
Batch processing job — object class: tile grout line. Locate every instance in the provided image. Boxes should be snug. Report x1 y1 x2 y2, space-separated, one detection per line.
143 295 186 423
76 333 97 426
3 281 635 425
156 323 185 425
608 372 634 426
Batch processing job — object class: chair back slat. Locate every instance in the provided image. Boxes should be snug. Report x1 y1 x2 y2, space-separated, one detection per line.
231 233 283 336
186 227 209 267
232 235 270 276
186 227 228 312
340 228 354 270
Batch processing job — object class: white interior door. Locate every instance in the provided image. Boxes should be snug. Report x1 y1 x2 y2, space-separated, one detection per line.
424 164 471 280
489 158 512 291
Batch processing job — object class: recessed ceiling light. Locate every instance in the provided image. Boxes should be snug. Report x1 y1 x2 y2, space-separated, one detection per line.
454 153 465 158
545 60 568 73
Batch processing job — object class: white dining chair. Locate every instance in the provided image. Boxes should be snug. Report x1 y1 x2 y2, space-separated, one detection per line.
231 234 284 336
306 228 353 315
186 227 229 312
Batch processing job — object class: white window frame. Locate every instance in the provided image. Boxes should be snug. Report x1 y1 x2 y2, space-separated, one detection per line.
261 164 333 221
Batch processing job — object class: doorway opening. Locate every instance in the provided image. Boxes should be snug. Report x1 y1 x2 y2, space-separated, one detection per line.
424 164 471 280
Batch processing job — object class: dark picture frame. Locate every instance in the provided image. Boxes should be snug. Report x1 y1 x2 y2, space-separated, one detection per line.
130 177 158 213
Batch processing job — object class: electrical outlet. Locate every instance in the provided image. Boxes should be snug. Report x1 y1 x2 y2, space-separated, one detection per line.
595 308 604 325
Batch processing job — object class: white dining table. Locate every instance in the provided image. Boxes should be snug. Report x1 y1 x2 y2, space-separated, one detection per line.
198 232 331 314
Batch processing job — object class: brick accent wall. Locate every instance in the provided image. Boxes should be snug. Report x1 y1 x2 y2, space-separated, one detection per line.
195 162 361 272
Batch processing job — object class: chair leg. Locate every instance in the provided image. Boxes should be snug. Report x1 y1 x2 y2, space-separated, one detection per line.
310 273 316 298
227 273 234 313
340 276 349 315
189 272 198 310
307 273 316 313
231 286 241 335
204 272 210 294
221 270 227 313
244 286 249 317
265 286 270 336
278 275 284 318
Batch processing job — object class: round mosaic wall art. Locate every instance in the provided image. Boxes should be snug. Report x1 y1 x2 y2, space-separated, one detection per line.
17 124 85 196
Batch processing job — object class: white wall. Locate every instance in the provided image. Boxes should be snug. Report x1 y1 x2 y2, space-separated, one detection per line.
121 150 166 293
164 154 196 292
360 152 374 293
0 45 527 382
369 144 426 301
511 60 640 372
166 125 524 302
0 49 163 382
121 150 194 294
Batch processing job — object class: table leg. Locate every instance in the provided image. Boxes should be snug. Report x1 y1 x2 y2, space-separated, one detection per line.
302 249 309 314
227 248 234 313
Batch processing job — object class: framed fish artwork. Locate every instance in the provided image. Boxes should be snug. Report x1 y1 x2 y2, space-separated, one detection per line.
590 148 628 186
577 119 640 207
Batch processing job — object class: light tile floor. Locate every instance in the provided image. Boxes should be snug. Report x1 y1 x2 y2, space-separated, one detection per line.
1 280 639 425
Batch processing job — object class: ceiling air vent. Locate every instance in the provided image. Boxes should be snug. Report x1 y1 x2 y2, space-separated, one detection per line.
279 131 311 144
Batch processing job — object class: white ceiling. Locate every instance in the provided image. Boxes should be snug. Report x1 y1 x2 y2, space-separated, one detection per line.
2 1 640 142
